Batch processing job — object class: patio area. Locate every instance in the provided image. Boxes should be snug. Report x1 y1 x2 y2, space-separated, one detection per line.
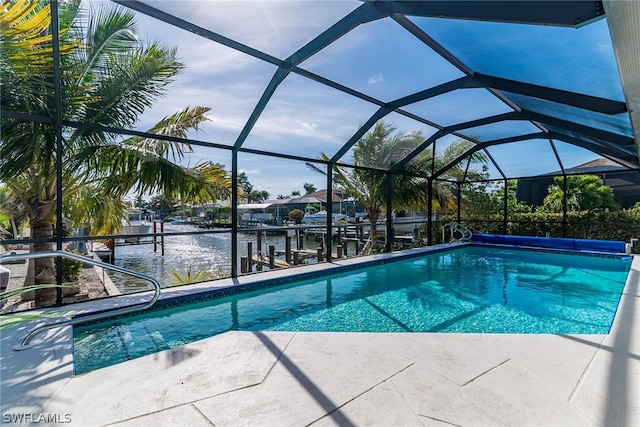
1 255 638 426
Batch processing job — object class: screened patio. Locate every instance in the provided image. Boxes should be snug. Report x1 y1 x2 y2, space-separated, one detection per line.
1 0 639 306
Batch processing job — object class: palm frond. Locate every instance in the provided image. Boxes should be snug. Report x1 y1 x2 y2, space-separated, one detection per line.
82 3 138 77
167 266 224 285
76 42 183 129
120 106 211 162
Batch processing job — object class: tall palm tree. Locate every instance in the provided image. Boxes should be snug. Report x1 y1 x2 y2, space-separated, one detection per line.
312 122 427 248
312 122 486 249
1 1 230 305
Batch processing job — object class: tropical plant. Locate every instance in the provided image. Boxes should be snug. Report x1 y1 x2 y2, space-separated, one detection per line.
540 175 618 212
303 183 317 194
237 172 253 202
249 190 270 203
432 141 489 215
167 266 227 285
60 249 83 281
462 179 531 219
0 1 231 305
0 183 27 239
311 122 486 249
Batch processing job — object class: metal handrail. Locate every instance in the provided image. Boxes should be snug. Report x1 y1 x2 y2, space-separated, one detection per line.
0 250 161 351
442 222 473 243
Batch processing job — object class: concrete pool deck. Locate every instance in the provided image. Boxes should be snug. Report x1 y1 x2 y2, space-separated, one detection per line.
1 248 639 426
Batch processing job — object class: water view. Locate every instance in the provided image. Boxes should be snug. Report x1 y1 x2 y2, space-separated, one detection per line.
107 224 305 293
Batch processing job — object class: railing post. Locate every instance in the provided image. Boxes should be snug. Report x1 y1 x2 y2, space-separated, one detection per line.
427 178 433 246
503 179 508 235
385 174 393 253
562 175 568 237
161 221 165 256
231 150 239 277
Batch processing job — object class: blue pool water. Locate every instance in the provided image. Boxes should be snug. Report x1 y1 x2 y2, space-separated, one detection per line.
73 246 631 374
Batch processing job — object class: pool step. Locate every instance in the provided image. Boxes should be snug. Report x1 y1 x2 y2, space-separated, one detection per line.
116 327 168 358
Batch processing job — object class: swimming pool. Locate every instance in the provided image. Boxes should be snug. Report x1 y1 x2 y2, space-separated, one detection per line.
73 246 631 374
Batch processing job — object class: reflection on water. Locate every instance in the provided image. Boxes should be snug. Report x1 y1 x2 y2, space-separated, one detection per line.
108 224 288 293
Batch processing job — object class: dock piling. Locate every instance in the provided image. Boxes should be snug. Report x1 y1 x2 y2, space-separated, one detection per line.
268 245 275 269
285 233 291 264
256 232 263 271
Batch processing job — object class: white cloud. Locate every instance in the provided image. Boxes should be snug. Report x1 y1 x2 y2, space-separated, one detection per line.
206 115 246 132
136 1 359 59
295 120 318 132
368 73 384 85
239 168 261 175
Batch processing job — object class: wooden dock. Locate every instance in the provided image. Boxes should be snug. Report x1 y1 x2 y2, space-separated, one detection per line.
250 254 290 269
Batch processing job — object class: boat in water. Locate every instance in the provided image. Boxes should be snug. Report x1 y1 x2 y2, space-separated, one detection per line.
302 211 346 224
392 215 428 234
117 222 151 244
118 210 152 243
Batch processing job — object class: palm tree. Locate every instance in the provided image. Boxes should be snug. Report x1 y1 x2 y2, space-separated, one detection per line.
542 174 618 212
312 122 486 249
311 122 426 248
1 1 231 305
303 183 317 194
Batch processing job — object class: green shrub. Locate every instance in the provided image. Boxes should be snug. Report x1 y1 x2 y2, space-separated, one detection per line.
414 210 640 247
61 249 83 281
288 209 304 224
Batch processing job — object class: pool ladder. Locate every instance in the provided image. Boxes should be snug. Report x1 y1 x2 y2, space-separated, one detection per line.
0 250 161 351
442 222 473 244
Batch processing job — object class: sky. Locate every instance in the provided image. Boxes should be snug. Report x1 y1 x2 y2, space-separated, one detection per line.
87 0 629 200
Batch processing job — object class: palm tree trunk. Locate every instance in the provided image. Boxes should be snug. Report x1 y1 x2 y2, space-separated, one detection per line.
24 200 57 307
368 210 380 248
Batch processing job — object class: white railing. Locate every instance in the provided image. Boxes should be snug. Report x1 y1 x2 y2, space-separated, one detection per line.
1 250 161 351
442 222 473 244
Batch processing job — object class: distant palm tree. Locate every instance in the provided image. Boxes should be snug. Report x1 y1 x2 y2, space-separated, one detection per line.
312 122 486 249
1 1 230 305
303 182 317 194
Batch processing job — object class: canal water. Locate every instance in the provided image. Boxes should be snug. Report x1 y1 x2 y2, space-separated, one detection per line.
107 224 309 293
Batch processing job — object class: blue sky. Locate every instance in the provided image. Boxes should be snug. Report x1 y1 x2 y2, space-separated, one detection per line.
92 1 628 199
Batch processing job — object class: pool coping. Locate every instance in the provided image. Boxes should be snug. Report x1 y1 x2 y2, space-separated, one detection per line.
37 241 632 320
1 245 638 426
